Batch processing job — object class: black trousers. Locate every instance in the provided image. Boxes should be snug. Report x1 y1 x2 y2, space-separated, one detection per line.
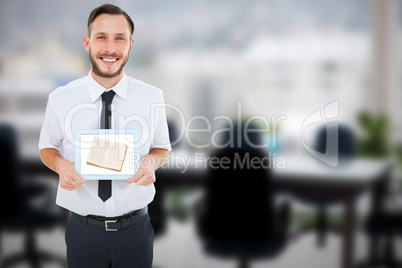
65 213 154 268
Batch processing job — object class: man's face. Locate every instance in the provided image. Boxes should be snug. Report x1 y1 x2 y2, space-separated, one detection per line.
84 14 134 79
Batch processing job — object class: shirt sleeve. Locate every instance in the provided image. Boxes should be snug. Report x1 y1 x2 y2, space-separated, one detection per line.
38 93 64 151
150 93 172 152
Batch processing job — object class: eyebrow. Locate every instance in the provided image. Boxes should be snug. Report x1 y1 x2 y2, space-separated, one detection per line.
94 32 128 37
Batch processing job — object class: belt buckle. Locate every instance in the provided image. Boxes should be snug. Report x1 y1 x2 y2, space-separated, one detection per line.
105 219 118 231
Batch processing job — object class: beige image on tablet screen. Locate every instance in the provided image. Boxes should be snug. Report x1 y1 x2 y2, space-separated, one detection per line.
86 136 128 172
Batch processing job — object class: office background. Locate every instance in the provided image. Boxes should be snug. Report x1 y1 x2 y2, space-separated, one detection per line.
0 0 401 267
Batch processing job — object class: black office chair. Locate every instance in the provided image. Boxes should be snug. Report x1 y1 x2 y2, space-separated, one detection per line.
356 212 401 268
356 180 402 268
148 178 168 238
195 122 290 268
148 119 180 239
296 124 356 247
0 123 66 268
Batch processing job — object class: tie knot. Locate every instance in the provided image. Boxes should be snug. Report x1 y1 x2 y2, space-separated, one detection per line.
101 90 116 105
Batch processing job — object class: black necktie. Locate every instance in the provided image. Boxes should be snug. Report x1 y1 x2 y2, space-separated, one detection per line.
98 90 116 202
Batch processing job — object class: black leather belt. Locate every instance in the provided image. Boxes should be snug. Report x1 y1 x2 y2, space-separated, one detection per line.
71 206 148 231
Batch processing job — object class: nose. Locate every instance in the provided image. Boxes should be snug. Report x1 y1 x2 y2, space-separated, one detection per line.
105 39 116 53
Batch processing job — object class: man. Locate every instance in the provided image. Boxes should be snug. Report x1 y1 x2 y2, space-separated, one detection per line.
39 4 170 267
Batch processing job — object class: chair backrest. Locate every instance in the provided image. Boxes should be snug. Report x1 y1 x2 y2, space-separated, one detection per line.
0 124 23 216
202 121 274 243
314 123 356 160
167 120 181 149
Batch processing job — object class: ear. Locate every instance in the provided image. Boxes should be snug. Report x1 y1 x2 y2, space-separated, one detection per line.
130 37 134 50
83 35 90 52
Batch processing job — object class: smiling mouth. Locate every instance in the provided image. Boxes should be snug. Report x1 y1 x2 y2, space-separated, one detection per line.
100 57 119 64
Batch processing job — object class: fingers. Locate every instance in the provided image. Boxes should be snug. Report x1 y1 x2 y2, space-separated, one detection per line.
126 155 157 186
125 167 155 186
60 165 87 191
136 171 155 186
127 167 148 183
142 176 156 186
125 166 146 184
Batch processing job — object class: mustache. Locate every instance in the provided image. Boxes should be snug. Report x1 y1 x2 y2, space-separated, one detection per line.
97 53 122 58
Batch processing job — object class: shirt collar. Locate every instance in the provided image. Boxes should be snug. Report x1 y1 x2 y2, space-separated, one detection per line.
87 71 128 102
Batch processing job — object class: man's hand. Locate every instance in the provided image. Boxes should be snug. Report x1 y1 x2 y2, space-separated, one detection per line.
125 149 168 186
57 159 87 191
126 155 156 186
39 148 87 191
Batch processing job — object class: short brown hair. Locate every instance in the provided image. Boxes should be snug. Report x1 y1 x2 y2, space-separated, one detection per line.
87 4 134 36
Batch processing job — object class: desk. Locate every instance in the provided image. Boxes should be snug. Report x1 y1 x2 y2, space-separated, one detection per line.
153 156 392 268
25 156 393 268
272 156 393 268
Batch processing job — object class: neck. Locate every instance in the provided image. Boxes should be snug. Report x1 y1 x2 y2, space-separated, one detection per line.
90 69 124 89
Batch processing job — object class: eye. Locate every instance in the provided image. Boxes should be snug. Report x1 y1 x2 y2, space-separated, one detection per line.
97 36 105 40
116 37 125 41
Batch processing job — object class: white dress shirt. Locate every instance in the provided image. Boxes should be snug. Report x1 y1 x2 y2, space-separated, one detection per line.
39 72 171 217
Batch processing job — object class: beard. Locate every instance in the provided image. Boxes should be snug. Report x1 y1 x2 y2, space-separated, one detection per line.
89 48 130 79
